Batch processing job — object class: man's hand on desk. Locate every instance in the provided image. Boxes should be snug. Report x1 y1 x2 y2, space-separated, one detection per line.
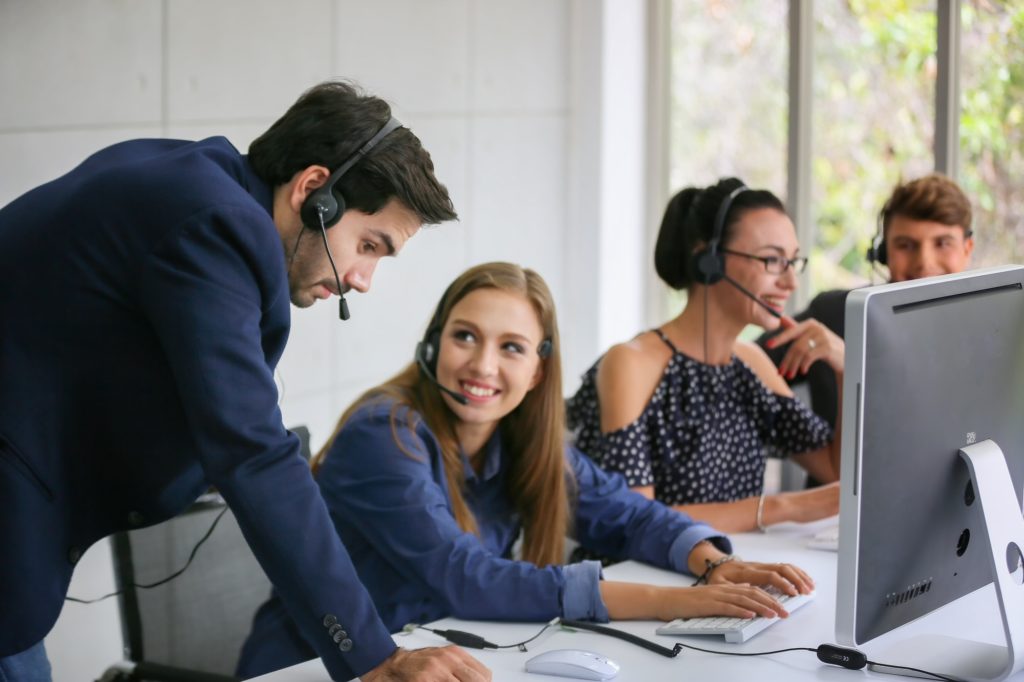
361 646 491 682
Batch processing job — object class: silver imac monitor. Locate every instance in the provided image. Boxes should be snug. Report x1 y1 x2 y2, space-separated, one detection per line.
836 265 1024 682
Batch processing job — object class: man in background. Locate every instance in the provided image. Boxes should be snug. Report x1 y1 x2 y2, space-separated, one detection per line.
759 173 974 429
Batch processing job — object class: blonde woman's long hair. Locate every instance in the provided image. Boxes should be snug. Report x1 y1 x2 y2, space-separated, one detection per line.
311 262 572 567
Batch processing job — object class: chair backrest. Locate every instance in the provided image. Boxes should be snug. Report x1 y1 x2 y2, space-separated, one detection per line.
111 495 271 679
291 425 312 462
107 426 312 681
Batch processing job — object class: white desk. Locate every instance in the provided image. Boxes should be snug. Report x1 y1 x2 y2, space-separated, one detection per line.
253 520 1018 681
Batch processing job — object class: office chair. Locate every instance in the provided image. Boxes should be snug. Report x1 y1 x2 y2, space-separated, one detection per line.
98 426 312 682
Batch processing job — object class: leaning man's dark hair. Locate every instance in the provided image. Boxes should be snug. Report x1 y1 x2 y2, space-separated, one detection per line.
249 80 457 225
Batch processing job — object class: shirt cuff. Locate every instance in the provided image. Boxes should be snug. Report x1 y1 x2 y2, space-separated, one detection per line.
561 560 610 622
667 526 733 575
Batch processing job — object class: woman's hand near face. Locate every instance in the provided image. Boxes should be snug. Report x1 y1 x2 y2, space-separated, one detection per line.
766 315 845 377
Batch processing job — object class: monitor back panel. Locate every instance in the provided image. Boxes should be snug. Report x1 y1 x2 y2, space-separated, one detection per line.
837 266 1024 645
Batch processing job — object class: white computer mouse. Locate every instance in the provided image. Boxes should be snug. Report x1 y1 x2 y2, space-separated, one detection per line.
524 648 620 680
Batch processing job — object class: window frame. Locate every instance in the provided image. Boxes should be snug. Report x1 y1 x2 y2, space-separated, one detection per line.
648 0 963 318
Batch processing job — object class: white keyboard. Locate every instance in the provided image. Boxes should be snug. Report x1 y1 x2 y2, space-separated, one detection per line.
807 524 840 552
655 586 816 643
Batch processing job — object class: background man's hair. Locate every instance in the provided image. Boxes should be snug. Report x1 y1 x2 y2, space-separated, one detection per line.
882 173 972 235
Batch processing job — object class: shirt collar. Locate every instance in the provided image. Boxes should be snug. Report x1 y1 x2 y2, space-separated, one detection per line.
461 429 504 483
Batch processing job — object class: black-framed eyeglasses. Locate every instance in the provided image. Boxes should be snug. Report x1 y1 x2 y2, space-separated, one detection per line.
721 248 808 275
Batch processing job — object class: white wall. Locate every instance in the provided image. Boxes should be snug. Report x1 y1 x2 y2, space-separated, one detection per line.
0 0 651 678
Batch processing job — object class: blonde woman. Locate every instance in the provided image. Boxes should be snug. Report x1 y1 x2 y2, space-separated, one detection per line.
237 262 814 678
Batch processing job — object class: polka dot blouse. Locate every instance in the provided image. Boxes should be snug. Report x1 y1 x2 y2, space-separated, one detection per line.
567 330 832 505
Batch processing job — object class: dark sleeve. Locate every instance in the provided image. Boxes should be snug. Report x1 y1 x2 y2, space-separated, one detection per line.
318 406 585 623
806 290 847 426
763 395 833 459
569 447 730 572
138 208 394 681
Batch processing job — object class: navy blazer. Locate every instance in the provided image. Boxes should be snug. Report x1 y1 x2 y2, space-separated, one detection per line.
0 138 394 679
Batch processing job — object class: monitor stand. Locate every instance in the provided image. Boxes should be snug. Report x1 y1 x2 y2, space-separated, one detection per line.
868 439 1024 682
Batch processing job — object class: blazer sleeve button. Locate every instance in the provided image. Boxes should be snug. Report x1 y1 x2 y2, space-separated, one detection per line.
339 639 353 653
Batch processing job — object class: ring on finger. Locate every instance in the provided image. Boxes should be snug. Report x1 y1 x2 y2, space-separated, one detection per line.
807 338 817 350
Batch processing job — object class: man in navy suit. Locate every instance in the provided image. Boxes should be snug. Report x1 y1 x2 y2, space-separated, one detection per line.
0 81 490 682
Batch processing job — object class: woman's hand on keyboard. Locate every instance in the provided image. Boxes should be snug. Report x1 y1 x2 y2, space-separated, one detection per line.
656 583 790 620
710 560 815 598
603 575 811 621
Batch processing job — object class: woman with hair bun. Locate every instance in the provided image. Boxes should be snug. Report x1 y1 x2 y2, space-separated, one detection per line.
569 178 843 533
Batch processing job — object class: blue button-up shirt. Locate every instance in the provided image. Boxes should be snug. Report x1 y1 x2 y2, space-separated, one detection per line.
237 399 729 677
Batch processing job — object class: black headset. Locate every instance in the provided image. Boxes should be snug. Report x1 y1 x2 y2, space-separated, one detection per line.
866 199 891 266
295 116 403 321
298 116 404 230
415 289 452 376
690 184 750 285
415 284 553 378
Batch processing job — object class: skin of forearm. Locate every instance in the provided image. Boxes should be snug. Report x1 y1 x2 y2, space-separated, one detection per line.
674 491 830 530
599 581 675 620
762 492 790 526
598 577 712 618
600 539 732 620
686 538 726 575
672 498 760 534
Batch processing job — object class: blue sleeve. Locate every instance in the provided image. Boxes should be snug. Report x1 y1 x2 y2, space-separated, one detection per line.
570 447 730 573
138 210 394 681
318 405 590 623
561 561 609 621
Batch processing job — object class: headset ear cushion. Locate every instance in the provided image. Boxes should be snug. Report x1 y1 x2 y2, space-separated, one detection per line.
876 241 888 266
537 339 553 359
300 186 345 230
692 249 725 285
418 328 441 371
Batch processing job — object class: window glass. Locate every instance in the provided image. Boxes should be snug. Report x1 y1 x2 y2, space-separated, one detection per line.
668 0 788 195
811 0 937 292
959 2 1024 268
666 0 788 318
